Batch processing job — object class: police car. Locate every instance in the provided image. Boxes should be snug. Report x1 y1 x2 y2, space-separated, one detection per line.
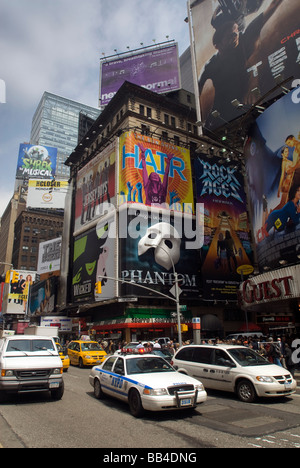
89 348 207 417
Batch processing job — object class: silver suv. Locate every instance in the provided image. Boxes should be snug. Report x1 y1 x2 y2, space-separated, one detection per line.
172 344 296 403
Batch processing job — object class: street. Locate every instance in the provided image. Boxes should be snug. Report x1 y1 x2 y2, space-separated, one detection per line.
1 365 300 449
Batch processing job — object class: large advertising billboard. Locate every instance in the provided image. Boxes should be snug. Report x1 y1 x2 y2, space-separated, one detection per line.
27 179 68 209
189 0 300 131
2 270 36 315
74 141 116 232
119 205 202 299
28 276 58 316
100 43 181 106
16 144 57 180
245 87 300 270
71 212 117 303
194 155 253 299
119 132 194 213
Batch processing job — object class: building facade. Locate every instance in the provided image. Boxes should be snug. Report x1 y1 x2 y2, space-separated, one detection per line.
61 80 247 343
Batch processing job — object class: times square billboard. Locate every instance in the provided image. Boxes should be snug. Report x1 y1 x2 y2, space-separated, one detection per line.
99 43 181 106
189 0 300 131
245 86 300 270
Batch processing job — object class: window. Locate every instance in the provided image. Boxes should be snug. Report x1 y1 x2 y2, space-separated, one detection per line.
146 107 152 118
193 347 213 364
114 358 125 375
213 349 234 367
102 356 118 371
139 105 145 116
176 347 195 362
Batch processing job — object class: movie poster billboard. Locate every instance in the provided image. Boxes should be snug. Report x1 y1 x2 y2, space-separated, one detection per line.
71 212 117 303
194 155 253 299
245 87 300 269
189 0 300 131
119 205 201 299
119 131 194 213
28 276 58 316
100 44 180 106
74 141 116 232
2 270 36 315
16 144 57 180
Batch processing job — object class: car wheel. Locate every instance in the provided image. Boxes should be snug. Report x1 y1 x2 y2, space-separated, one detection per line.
237 379 256 403
51 382 64 400
94 379 105 399
79 357 84 368
129 389 144 418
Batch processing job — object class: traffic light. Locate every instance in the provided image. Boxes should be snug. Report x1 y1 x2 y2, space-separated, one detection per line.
95 281 102 294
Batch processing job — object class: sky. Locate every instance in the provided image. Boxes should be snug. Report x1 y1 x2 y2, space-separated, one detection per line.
0 0 191 217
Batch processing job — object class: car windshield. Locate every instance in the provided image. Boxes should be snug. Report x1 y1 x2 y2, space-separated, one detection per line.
126 357 175 375
6 339 55 352
228 347 271 367
81 342 103 351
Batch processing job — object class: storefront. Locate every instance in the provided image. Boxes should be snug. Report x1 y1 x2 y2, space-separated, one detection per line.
239 265 300 336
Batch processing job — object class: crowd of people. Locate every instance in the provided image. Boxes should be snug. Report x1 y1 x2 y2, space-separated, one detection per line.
96 333 300 377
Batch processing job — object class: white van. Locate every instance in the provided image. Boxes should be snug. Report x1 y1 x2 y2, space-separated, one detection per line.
172 344 296 403
226 332 264 341
0 335 64 402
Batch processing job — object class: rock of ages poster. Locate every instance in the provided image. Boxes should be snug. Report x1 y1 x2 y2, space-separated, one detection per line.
194 155 254 300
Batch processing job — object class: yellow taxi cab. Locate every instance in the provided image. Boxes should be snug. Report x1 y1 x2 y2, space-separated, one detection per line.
56 342 70 372
67 340 107 368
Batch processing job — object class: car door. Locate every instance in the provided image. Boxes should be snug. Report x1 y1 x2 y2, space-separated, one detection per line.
109 357 127 402
192 347 214 387
100 356 119 397
67 342 76 365
209 349 235 391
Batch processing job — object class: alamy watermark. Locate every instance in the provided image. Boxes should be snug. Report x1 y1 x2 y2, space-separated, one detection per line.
95 202 205 251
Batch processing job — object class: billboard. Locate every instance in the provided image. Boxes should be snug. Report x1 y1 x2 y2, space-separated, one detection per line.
189 0 300 131
71 212 117 303
100 43 181 106
2 270 36 315
119 205 201 299
37 237 62 276
28 276 58 316
27 179 68 209
119 132 194 213
74 141 116 232
245 87 300 269
16 144 57 180
194 155 253 299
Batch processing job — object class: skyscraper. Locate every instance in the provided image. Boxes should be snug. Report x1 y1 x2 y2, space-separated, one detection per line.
30 92 101 178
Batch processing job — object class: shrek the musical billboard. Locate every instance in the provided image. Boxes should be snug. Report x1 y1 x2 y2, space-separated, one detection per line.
189 0 300 131
245 87 300 269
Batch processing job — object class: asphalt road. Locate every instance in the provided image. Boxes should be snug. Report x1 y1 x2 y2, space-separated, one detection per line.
1 365 300 450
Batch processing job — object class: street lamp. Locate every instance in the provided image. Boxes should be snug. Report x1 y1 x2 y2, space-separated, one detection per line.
144 243 182 347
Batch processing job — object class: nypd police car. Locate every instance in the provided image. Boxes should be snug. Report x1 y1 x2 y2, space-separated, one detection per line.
89 349 207 417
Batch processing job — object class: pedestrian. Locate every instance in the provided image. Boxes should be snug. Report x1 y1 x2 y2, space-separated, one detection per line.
267 337 283 367
153 340 161 349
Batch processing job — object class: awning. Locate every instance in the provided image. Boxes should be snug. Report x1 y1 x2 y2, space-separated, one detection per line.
201 314 223 331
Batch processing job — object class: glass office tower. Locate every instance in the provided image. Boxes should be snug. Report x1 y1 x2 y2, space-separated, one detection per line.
30 92 101 178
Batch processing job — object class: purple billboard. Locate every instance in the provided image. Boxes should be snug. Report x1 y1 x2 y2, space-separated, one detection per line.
100 44 181 106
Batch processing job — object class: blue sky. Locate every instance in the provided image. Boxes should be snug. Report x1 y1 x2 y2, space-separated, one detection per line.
0 0 191 216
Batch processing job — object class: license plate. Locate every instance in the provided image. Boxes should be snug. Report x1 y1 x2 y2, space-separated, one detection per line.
180 398 192 407
285 383 292 390
49 382 60 389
